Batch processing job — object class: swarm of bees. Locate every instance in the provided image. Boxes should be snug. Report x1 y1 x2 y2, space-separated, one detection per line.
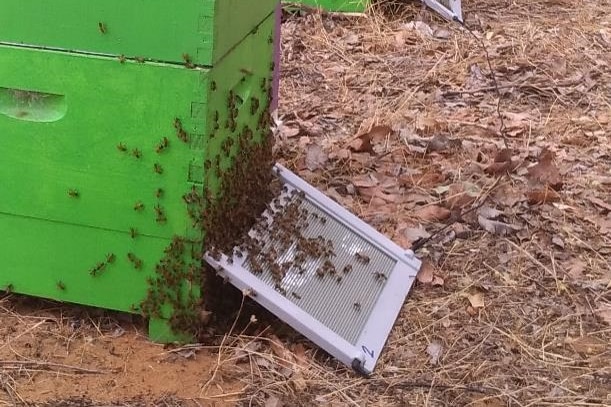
136 70 276 336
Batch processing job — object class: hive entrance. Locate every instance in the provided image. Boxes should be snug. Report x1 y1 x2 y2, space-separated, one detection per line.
204 164 421 375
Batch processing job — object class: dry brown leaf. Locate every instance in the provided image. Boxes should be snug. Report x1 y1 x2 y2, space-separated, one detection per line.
416 260 434 284
415 116 445 135
567 258 587 279
477 215 521 235
400 170 445 188
415 205 451 222
478 206 503 220
357 187 402 203
470 397 508 407
352 174 378 188
234 341 262 363
402 226 431 242
305 144 328 171
484 148 518 175
588 196 611 212
279 125 300 139
569 336 608 355
269 335 294 368
290 370 308 392
426 341 443 365
600 217 611 235
503 111 531 137
425 134 461 153
348 136 374 154
348 125 392 154
291 343 308 369
467 292 485 308
596 303 611 326
526 186 561 204
527 148 563 190
330 148 351 160
445 182 479 210
432 275 445 286
265 396 284 407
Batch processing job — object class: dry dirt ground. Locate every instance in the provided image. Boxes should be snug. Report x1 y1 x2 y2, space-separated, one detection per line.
2 1 610 406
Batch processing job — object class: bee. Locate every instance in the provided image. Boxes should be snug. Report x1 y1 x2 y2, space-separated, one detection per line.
343 264 353 274
173 117 182 130
57 281 66 290
373 271 387 282
291 292 302 300
182 53 195 69
4 284 14 293
98 22 107 34
134 201 145 211
274 284 287 296
106 253 116 263
239 67 253 75
355 252 370 264
250 98 260 115
130 227 138 239
131 148 142 159
118 54 126 64
353 302 362 312
153 163 163 174
89 262 106 276
135 56 145 63
155 188 163 199
177 128 189 143
155 137 169 153
116 142 127 152
68 189 79 198
210 81 217 91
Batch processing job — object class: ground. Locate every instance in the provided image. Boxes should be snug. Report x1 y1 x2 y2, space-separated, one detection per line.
2 1 610 406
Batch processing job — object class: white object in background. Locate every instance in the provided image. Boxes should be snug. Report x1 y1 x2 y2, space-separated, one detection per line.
204 164 421 376
422 0 463 22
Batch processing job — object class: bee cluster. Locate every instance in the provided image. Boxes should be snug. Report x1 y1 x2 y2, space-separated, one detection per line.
228 187 358 293
136 235 203 333
134 71 277 337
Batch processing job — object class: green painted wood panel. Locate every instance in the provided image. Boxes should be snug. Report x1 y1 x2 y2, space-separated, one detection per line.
0 14 276 342
0 0 278 66
0 213 163 313
0 15 274 240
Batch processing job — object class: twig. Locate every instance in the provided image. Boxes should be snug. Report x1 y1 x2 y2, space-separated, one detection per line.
442 76 586 97
373 377 491 394
0 360 112 374
199 294 246 396
412 175 504 250
452 18 509 149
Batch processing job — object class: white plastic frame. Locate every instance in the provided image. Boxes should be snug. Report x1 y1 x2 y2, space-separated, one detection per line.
422 0 462 22
204 163 421 375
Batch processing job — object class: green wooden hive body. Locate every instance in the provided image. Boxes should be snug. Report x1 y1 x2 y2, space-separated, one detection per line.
284 0 369 12
0 3 278 343
0 0 277 66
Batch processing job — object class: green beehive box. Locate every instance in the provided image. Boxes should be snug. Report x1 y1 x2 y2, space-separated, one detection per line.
284 0 369 12
0 0 277 66
0 10 277 343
